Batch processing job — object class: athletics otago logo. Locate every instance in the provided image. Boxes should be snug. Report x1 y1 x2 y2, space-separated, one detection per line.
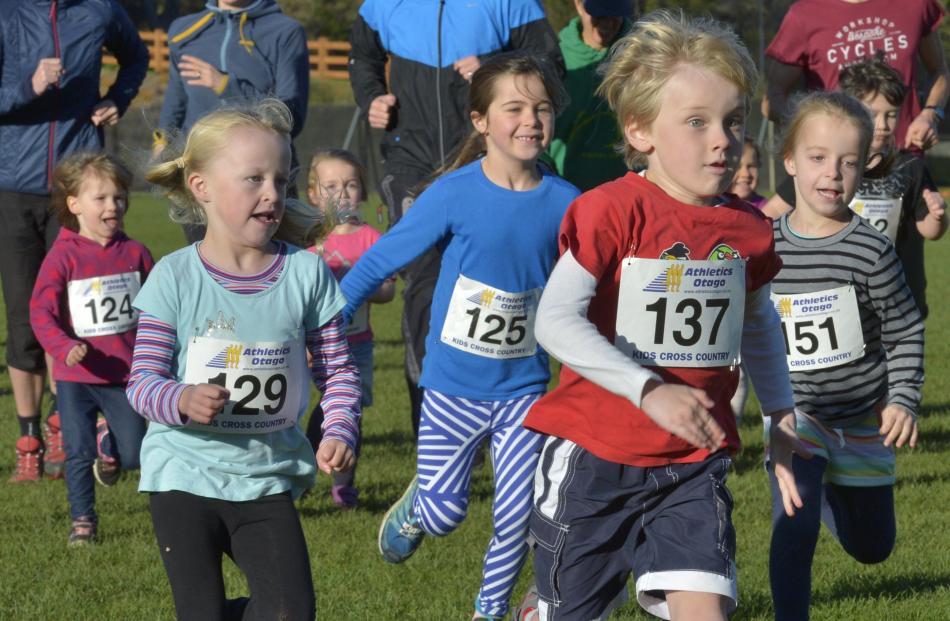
776 298 792 318
643 264 684 293
466 289 497 307
208 344 243 369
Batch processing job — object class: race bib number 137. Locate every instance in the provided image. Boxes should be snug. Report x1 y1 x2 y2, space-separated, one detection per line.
615 258 745 368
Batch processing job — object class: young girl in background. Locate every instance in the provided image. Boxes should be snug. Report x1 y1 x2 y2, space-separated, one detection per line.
304 148 395 509
763 54 947 318
729 137 767 209
29 153 152 546
341 54 579 620
768 90 924 621
127 100 361 620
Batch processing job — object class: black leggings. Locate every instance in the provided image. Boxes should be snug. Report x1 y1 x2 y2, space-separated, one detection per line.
149 490 315 621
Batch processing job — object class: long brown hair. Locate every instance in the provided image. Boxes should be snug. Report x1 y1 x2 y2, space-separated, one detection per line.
423 52 567 190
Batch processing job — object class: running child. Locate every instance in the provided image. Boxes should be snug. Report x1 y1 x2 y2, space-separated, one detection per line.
28 153 151 546
521 11 806 620
767 91 924 621
341 53 580 620
762 54 947 317
304 148 395 509
127 99 361 619
729 137 767 209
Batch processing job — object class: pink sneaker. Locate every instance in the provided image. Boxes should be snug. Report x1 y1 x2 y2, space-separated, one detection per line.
330 484 359 509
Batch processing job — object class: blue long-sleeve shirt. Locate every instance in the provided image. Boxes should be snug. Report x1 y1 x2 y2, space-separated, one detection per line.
341 160 579 400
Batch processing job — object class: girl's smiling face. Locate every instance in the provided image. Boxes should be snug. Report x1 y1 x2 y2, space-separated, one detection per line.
471 72 554 167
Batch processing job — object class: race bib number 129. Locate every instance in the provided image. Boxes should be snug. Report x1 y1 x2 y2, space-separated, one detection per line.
615 258 745 368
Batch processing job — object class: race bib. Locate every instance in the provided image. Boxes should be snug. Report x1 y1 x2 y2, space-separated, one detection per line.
850 196 901 242
347 303 370 336
440 275 540 359
67 272 141 337
772 286 865 371
615 258 745 368
183 336 304 434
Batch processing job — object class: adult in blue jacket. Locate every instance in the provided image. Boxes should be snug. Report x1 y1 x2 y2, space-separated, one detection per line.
157 0 309 243
0 0 147 481
349 0 563 436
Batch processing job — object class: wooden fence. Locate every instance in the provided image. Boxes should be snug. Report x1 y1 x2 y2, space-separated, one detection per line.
102 30 351 80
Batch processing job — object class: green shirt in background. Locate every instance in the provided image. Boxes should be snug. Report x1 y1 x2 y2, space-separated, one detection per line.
546 17 630 192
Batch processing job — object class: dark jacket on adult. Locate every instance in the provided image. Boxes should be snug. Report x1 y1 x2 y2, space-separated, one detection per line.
0 0 148 195
159 0 309 138
349 0 564 177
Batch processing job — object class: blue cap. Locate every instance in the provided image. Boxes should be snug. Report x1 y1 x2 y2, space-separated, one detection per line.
583 0 635 17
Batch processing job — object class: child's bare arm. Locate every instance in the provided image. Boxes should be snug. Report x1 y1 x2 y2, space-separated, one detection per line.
368 277 396 304
915 188 947 240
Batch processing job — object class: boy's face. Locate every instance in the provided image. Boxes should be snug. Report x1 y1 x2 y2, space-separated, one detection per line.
626 64 746 206
67 173 127 246
784 112 864 219
861 91 899 154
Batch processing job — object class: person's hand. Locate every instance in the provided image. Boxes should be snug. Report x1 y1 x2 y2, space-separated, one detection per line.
922 188 946 222
453 55 481 82
639 380 724 451
904 108 940 151
879 403 918 449
65 343 88 367
178 384 230 425
178 55 227 93
32 58 63 95
316 439 356 474
91 99 120 127
768 409 813 517
367 94 397 129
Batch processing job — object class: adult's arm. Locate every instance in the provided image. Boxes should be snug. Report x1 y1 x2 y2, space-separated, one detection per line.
765 59 803 124
348 13 389 112
507 15 565 78
103 0 149 116
0 21 40 115
270 22 309 138
905 30 950 150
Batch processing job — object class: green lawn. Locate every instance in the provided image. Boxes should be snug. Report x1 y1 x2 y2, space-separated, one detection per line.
0 193 949 620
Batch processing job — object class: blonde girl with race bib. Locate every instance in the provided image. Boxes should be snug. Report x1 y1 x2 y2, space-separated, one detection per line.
29 153 152 546
126 100 361 620
763 54 947 318
521 11 808 620
767 91 925 621
302 148 395 509
340 53 579 620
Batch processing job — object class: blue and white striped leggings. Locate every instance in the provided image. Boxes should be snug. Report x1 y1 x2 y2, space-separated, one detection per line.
413 388 544 618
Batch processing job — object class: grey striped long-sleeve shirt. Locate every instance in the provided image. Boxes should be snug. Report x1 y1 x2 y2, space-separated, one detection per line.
772 213 924 427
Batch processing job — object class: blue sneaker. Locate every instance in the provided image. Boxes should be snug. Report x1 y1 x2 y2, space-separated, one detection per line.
473 595 505 620
378 477 424 563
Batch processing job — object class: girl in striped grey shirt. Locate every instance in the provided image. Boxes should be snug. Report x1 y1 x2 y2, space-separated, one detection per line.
767 91 924 621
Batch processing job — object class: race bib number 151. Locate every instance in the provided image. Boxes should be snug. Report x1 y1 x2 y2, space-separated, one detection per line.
615 258 746 368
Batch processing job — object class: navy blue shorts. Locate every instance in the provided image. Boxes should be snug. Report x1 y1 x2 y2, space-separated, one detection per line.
530 437 737 620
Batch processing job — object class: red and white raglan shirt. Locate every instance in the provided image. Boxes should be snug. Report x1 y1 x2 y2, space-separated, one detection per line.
30 228 154 384
766 0 944 147
525 172 792 466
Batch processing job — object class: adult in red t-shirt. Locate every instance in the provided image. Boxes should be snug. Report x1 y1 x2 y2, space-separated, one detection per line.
765 0 948 151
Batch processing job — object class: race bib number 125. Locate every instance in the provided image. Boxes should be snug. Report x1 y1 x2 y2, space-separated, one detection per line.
615 258 746 368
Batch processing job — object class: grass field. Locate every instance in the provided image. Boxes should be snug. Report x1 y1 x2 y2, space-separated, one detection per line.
1 193 949 620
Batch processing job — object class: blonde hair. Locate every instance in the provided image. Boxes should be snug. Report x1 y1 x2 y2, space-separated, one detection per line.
779 91 873 166
274 198 326 248
598 9 758 168
146 99 293 225
307 148 368 203
51 152 133 232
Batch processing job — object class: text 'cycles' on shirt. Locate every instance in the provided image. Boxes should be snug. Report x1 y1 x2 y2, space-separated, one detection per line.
771 285 865 372
850 195 901 242
615 258 745 368
441 274 541 360
183 336 305 434
67 272 141 338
